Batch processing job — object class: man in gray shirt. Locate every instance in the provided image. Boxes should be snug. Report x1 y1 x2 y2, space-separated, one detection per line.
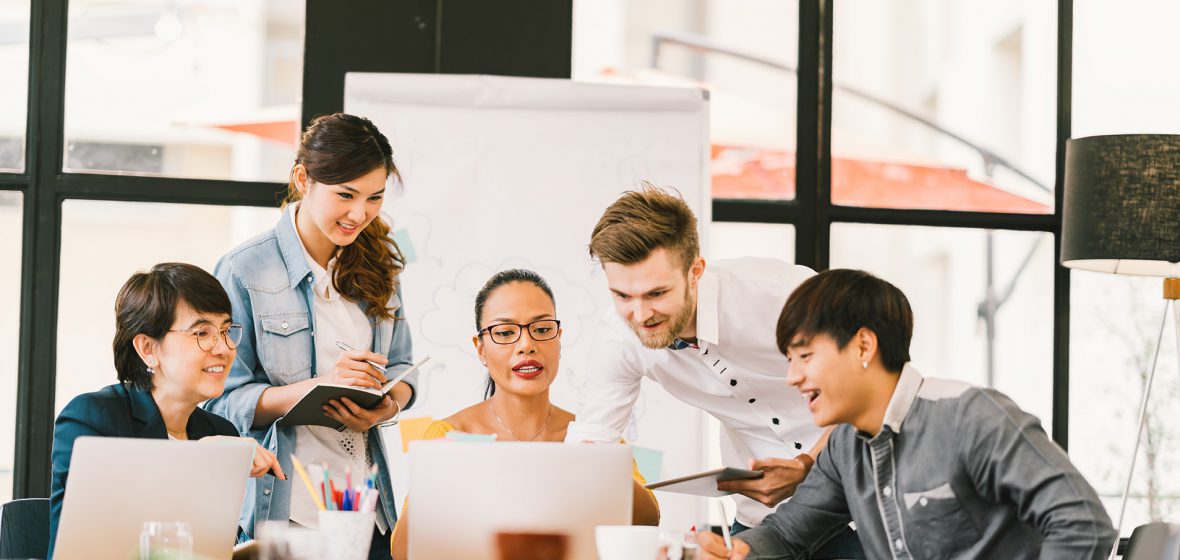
698 269 1115 560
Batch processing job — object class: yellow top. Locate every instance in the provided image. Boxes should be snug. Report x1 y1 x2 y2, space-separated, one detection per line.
420 420 655 489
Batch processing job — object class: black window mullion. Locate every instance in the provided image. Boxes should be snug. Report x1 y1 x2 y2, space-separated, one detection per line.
1052 0 1073 451
54 175 284 208
14 0 69 499
0 176 27 189
816 0 834 272
713 199 801 224
828 205 1058 233
794 0 822 270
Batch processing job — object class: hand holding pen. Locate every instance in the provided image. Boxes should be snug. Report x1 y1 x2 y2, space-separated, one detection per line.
695 501 751 560
320 341 388 391
322 341 399 432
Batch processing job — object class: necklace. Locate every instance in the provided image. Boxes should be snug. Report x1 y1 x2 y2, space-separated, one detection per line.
488 400 552 441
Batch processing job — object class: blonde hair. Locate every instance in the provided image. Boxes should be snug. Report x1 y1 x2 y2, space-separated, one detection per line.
589 184 699 270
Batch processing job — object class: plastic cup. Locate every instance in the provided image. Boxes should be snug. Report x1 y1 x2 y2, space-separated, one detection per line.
318 510 374 560
139 521 192 560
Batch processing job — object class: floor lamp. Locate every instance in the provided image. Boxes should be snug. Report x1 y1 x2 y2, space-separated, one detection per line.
1060 134 1180 558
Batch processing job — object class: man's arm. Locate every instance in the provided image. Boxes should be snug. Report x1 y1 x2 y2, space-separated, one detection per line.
958 389 1116 560
564 316 646 443
718 426 833 506
732 429 854 559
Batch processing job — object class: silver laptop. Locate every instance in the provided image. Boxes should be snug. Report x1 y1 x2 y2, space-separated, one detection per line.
54 437 254 560
408 441 633 560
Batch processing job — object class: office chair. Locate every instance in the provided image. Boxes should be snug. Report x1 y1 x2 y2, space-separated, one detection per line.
0 498 50 560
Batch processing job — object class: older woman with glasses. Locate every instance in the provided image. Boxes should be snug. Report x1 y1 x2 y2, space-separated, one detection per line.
390 269 660 560
48 262 283 559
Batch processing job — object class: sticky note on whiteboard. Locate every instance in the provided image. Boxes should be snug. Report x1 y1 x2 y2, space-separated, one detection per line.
398 416 434 453
392 228 417 264
632 445 664 483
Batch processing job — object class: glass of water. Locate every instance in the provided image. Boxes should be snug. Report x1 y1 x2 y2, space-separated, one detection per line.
139 521 193 560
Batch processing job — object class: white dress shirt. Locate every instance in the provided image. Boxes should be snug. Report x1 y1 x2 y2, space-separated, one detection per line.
287 203 377 531
566 257 823 526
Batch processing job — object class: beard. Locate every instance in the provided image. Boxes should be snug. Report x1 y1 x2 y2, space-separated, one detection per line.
629 290 696 349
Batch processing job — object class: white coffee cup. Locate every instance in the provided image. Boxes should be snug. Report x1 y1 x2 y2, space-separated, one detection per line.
595 525 661 560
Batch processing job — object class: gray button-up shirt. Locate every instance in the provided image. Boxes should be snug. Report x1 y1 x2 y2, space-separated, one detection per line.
740 365 1115 559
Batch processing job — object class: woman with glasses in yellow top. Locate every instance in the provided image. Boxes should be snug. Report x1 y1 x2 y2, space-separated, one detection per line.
391 268 660 559
48 263 283 559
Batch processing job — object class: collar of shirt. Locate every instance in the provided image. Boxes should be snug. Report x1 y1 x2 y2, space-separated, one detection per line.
275 203 314 289
666 266 722 351
289 201 341 301
881 363 923 434
695 266 721 345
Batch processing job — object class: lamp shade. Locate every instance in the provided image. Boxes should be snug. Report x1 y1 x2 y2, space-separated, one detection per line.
1061 134 1180 277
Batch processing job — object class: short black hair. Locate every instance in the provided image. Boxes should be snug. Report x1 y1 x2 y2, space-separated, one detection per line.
776 269 913 373
113 263 233 389
473 269 556 399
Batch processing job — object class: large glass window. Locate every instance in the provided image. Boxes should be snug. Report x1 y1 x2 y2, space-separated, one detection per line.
831 1 1056 213
1070 272 1179 536
1070 0 1180 535
830 224 1055 429
573 0 799 201
55 200 279 410
0 0 30 172
63 0 304 181
0 191 22 502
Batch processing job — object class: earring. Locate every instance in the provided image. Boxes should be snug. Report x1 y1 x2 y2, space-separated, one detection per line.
862 361 869 370
146 359 156 374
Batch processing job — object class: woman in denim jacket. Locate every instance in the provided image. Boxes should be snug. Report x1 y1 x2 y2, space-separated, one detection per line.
205 113 418 560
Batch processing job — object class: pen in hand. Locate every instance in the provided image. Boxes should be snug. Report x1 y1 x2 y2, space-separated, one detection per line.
335 341 387 374
715 500 733 553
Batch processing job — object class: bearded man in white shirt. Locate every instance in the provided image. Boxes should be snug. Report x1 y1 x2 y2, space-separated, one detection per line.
566 186 862 556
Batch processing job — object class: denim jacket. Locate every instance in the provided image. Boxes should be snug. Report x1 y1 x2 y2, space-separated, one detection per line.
204 204 418 538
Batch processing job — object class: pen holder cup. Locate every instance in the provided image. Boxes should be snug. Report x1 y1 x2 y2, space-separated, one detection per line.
318 510 374 560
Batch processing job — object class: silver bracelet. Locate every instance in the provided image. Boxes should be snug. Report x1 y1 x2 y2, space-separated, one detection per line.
378 398 402 429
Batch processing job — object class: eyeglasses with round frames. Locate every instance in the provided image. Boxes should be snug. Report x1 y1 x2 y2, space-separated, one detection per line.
167 323 244 351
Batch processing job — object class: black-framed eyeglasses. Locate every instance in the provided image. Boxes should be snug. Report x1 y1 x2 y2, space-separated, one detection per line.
477 319 561 345
167 323 244 351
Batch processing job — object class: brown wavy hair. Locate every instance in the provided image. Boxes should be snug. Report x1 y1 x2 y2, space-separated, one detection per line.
285 113 405 321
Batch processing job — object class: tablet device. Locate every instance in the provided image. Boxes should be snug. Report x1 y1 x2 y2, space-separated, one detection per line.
643 467 764 497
